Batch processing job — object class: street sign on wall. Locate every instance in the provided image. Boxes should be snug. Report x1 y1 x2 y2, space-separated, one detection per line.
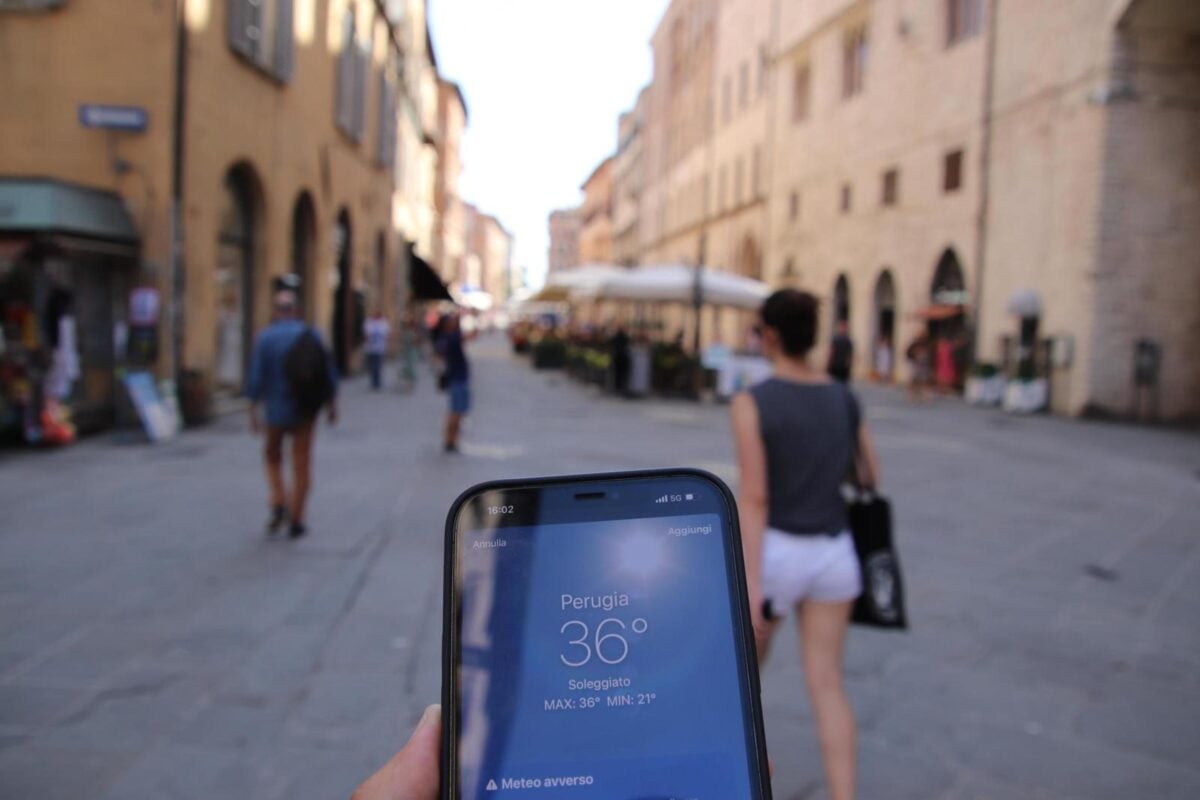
78 104 148 132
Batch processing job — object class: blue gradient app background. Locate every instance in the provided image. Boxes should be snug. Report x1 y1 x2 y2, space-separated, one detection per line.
457 513 756 799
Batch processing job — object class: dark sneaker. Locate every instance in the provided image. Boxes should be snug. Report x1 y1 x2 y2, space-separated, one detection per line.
288 522 307 540
444 442 459 454
266 506 287 535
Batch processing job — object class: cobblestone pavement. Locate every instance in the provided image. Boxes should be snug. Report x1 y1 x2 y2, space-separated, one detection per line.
2 335 1198 799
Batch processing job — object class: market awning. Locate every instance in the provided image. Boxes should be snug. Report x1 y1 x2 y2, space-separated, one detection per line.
0 177 140 247
527 284 572 303
911 304 965 321
408 251 454 302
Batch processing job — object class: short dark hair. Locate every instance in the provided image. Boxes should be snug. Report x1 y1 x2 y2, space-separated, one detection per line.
760 289 818 356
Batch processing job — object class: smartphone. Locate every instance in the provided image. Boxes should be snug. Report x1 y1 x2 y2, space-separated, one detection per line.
442 469 772 799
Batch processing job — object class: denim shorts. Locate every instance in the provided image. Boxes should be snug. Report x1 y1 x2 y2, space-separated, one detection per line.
448 381 471 414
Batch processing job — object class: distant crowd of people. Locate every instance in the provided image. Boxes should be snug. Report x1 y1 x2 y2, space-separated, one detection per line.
827 320 970 404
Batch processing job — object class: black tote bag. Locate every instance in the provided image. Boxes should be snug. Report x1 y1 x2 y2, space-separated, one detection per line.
847 492 907 629
844 387 908 629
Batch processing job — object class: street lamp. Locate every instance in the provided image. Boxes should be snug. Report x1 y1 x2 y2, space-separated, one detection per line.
691 235 706 399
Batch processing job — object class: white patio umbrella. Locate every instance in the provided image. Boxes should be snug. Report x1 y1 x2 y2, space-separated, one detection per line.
581 263 771 310
528 264 628 302
454 287 494 311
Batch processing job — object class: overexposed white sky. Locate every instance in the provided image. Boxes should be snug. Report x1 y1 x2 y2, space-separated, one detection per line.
428 0 670 290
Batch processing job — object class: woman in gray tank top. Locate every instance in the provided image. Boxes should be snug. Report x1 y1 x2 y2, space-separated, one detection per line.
731 289 880 800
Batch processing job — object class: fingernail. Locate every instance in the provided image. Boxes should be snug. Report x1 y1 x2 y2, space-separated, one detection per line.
418 703 440 730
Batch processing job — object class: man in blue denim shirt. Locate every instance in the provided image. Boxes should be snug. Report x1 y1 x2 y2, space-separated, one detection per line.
247 291 338 538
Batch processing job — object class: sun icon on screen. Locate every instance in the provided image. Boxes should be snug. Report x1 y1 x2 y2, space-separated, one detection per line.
613 530 671 580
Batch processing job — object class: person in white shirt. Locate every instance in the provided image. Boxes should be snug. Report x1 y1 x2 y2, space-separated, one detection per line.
363 308 391 391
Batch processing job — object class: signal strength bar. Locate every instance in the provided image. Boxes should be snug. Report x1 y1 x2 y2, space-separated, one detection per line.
654 495 670 504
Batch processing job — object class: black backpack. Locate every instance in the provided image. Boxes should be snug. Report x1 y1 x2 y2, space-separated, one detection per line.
285 329 334 418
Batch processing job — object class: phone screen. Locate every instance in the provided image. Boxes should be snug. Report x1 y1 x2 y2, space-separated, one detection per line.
448 474 766 799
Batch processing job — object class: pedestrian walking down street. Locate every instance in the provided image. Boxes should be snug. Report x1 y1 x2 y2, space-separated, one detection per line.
247 291 338 539
906 332 933 403
364 307 391 391
732 289 881 800
827 319 854 383
610 325 631 397
874 335 894 382
397 312 422 393
434 312 472 453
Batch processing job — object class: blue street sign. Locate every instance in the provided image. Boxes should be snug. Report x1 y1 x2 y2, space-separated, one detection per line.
79 104 148 132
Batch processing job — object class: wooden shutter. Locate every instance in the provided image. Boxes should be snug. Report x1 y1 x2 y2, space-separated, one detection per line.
227 0 253 58
352 47 368 142
377 75 398 167
274 0 294 81
336 49 353 134
244 0 263 60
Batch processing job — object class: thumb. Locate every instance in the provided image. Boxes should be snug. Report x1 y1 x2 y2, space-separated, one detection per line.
354 705 441 800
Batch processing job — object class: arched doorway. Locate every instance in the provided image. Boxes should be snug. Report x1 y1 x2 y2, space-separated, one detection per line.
931 247 966 306
929 247 968 389
215 163 262 393
833 273 851 329
332 209 352 373
873 270 897 380
289 191 316 319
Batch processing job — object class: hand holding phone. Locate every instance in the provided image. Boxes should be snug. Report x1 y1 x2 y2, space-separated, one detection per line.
442 470 772 799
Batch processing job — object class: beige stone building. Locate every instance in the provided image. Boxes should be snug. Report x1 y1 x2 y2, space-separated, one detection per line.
0 1 445 431
765 0 1199 419
433 78 468 287
387 0 441 285
704 0 772 345
612 89 648 266
612 0 1198 419
976 0 1199 420
547 207 582 275
615 0 763 343
480 214 514 303
579 156 615 265
709 0 770 280
462 203 513 302
767 0 990 386
641 0 718 268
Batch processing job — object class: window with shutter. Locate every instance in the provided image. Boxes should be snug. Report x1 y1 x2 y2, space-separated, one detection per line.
0 0 68 10
228 0 252 58
274 0 293 81
352 46 368 142
336 49 354 135
244 0 263 60
227 0 292 82
377 74 394 166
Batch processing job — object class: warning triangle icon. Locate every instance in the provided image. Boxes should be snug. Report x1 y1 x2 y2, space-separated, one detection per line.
486 779 498 791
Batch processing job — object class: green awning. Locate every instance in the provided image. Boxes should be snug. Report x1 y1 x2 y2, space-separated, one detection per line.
0 177 139 244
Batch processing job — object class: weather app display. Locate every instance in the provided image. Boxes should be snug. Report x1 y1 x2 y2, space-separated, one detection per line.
456 514 757 799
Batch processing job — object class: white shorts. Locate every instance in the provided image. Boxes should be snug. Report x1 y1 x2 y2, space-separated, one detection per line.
762 528 862 614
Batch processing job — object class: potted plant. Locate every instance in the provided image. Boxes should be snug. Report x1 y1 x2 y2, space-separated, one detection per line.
532 334 567 370
965 362 1005 406
1003 361 1048 413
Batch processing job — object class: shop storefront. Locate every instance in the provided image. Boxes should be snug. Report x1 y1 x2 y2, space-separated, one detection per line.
0 178 140 444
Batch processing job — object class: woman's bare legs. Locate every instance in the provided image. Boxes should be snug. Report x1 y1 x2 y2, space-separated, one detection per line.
799 599 856 800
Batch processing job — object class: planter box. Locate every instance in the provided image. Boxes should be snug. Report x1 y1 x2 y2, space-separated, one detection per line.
965 375 1006 407
1003 379 1048 414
